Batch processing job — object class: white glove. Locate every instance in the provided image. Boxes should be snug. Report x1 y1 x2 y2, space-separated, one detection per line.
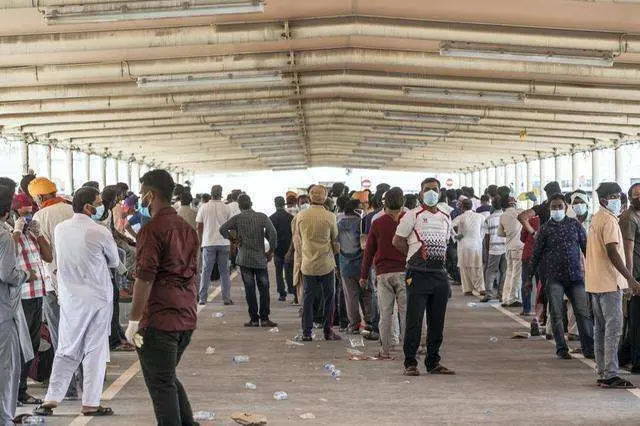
125 320 140 346
13 217 26 235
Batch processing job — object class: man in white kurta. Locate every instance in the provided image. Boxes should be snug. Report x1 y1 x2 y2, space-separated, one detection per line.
37 187 120 416
452 199 487 296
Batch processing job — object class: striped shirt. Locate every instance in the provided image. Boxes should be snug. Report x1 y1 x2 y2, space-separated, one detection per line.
485 210 506 255
15 229 49 299
219 209 277 270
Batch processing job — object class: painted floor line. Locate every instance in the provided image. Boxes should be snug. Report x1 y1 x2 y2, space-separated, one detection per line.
74 270 237 424
490 303 640 398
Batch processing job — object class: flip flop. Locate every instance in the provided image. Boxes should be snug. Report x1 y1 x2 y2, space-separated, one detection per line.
83 407 114 416
19 395 43 405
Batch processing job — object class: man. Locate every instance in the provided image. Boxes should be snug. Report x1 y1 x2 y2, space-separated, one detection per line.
125 170 200 424
498 195 524 308
34 187 120 417
586 182 640 389
394 178 455 376
0 185 35 425
476 195 492 216
226 190 242 217
196 185 233 305
361 187 407 359
176 191 197 230
270 196 294 302
619 183 640 372
27 177 80 397
298 194 310 211
294 185 342 341
529 193 594 360
571 190 592 231
452 199 487 297
220 194 278 327
11 193 53 406
285 191 300 216
482 197 506 302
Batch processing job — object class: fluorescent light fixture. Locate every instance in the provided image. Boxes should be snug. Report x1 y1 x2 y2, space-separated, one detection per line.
43 0 265 24
404 87 526 104
383 111 481 125
181 99 290 113
370 126 450 137
272 165 307 171
137 71 281 89
439 42 614 67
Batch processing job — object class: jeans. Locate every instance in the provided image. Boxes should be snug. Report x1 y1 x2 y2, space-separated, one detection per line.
110 277 125 349
546 279 594 357
199 245 231 303
19 298 42 399
377 272 407 356
302 272 335 337
138 328 195 426
521 261 534 314
591 290 623 380
619 295 640 372
274 255 294 298
240 267 271 322
403 269 449 370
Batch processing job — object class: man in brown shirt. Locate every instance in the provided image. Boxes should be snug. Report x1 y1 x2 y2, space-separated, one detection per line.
125 169 199 425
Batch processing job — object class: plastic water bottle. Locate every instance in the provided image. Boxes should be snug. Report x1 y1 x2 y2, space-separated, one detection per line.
193 411 216 421
273 391 288 400
330 369 342 379
323 363 336 373
245 382 257 390
489 336 498 343
232 355 250 364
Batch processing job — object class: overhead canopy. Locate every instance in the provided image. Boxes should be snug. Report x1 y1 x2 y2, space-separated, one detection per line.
1 0 640 174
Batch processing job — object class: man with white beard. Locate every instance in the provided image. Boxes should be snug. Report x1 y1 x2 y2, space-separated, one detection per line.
34 187 121 417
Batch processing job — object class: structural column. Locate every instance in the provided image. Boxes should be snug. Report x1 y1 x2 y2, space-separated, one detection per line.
84 152 90 183
615 142 630 191
126 161 132 188
555 155 562 184
539 156 547 202
491 165 498 187
45 145 52 179
571 151 580 190
526 160 534 192
19 140 29 175
66 149 74 193
100 156 107 188
114 158 120 183
480 168 488 193
473 170 480 194
592 148 602 213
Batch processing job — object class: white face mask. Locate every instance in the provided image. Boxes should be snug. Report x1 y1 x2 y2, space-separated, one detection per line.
299 203 310 210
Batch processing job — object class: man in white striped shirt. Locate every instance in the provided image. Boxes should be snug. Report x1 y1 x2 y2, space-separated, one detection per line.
482 197 507 302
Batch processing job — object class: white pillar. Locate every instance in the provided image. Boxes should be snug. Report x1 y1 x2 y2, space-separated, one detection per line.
526 160 534 192
466 172 472 187
555 155 562 184
506 164 515 193
84 152 90 183
480 168 488 193
539 157 547 202
19 140 29 175
514 162 521 196
114 159 120 183
100 157 107 188
45 145 52 179
457 173 464 187
491 166 498 186
473 170 480 194
126 161 132 188
615 142 630 192
66 149 74 193
592 148 602 213
571 151 580 190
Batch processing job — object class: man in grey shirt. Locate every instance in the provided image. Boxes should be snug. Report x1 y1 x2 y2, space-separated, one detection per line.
220 194 278 328
0 184 34 424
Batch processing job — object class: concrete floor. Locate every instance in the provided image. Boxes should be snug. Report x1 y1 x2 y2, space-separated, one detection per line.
17 269 640 425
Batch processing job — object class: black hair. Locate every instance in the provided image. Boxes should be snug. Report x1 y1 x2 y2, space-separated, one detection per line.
72 187 99 214
238 194 252 210
621 192 628 207
404 194 418 210
20 173 36 194
180 191 193 206
173 184 185 197
596 182 622 200
323 197 335 212
446 189 457 203
140 169 175 202
480 194 490 203
211 185 223 200
82 181 100 190
336 195 350 212
385 187 404 211
201 194 211 203
0 185 13 217
376 183 391 194
344 199 360 215
420 177 441 191
0 177 17 194
629 183 640 197
101 185 119 221
491 196 501 211
439 188 447 203
331 182 346 198
460 198 473 211
116 182 129 195
230 190 242 202
499 194 512 210
274 196 285 208
549 193 566 204
486 185 498 198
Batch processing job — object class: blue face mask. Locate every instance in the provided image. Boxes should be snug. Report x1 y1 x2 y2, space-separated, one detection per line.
422 190 440 207
91 205 105 222
550 209 566 222
23 214 33 224
572 204 587 217
606 199 622 216
139 206 151 218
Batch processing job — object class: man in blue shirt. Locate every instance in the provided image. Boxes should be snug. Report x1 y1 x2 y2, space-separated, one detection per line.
529 193 594 360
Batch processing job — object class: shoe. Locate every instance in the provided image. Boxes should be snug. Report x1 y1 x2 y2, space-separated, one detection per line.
508 301 523 308
301 335 313 342
224 300 235 306
261 319 278 327
18 394 43 405
530 319 540 337
198 302 206 306
427 364 456 375
480 295 491 303
364 331 380 341
325 332 342 341
278 295 287 302
244 321 260 327
557 352 573 360
403 366 420 376
600 376 636 389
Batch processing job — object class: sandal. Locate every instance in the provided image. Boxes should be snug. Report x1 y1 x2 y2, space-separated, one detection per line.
600 377 636 389
33 405 54 416
83 406 114 416
111 342 135 352
427 364 456 375
19 394 43 405
14 414 36 424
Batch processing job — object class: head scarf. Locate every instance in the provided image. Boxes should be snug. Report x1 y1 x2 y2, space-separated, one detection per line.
28 177 57 197
11 193 32 210
571 192 589 205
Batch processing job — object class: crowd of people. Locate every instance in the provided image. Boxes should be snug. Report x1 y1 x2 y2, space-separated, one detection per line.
1 168 640 425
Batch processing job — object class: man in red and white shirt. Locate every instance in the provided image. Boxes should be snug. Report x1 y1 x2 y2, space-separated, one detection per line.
11 193 53 405
394 177 455 376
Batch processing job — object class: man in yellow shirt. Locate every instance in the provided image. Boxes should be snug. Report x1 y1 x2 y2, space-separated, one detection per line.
586 182 640 389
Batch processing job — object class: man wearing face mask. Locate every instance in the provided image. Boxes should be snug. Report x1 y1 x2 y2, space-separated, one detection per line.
393 178 455 376
570 190 591 231
586 182 640 389
619 183 640 373
125 170 200 425
34 187 120 417
529 193 594 360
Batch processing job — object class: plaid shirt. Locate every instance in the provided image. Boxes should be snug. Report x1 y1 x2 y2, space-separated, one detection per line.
16 229 49 299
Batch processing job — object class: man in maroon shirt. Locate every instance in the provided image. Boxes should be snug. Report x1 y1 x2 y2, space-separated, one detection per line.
360 187 407 359
125 169 199 426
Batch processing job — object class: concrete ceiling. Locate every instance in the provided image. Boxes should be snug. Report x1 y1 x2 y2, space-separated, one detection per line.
1 0 640 174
